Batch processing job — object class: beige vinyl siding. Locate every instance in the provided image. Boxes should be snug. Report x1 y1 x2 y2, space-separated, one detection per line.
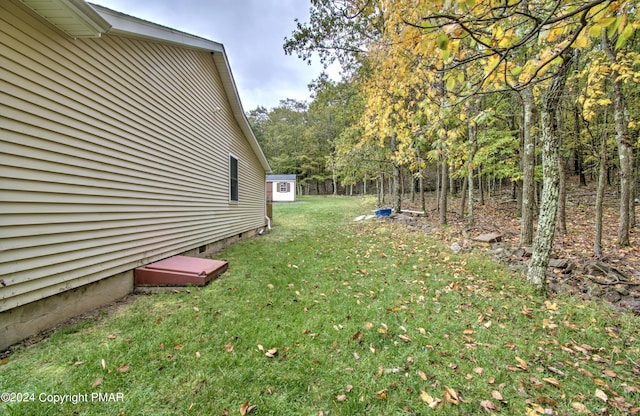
0 1 267 311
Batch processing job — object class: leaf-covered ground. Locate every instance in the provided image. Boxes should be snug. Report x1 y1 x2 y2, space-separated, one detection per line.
400 186 640 315
1 196 638 415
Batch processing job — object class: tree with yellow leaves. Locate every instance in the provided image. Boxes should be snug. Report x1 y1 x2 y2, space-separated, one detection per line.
286 0 638 291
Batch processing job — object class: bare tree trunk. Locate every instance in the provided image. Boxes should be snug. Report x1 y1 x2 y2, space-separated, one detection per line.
449 168 455 196
332 166 338 196
603 32 632 246
378 172 384 206
557 155 567 236
527 54 573 291
418 148 426 213
594 120 608 257
393 161 401 212
520 86 537 246
439 157 448 225
399 165 405 205
459 177 468 218
630 163 636 228
467 167 474 224
467 103 478 225
574 104 587 186
435 163 440 209
411 167 416 203
479 170 485 206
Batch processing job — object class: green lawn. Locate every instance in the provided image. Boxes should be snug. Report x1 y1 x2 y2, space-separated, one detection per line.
1 196 638 415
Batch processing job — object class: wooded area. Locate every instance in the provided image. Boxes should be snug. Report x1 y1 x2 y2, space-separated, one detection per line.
247 0 639 291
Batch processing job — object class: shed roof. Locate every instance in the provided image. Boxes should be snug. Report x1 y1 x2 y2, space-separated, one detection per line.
267 174 297 181
20 0 270 172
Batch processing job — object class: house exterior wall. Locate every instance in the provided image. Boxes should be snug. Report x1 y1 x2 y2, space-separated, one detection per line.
0 0 268 345
270 181 296 202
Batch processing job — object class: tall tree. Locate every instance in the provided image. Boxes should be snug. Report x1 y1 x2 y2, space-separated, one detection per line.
578 8 639 248
527 53 574 289
285 0 638 289
602 30 634 246
520 85 538 246
373 0 635 290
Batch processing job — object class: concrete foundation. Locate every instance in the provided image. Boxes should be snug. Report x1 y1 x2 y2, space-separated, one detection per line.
0 270 133 351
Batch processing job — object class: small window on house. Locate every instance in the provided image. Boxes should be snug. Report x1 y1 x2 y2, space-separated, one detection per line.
229 154 238 202
279 182 288 193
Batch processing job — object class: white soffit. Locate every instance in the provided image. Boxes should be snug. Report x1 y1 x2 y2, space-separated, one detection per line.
20 0 111 37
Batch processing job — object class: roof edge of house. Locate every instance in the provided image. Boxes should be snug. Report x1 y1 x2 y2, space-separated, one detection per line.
24 0 271 173
88 4 270 172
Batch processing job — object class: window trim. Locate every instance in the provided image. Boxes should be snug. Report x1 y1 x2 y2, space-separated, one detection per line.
229 153 239 203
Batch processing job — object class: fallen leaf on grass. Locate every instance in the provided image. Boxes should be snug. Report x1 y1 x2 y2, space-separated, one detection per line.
91 378 102 388
571 402 592 414
225 342 234 353
265 347 278 358
542 318 558 329
595 388 608 402
577 367 595 378
101 359 106 370
174 344 184 351
480 399 498 412
375 389 388 400
335 394 347 402
545 301 559 311
443 386 460 405
491 390 504 401
420 390 442 409
106 334 117 339
543 377 561 388
345 385 353 392
117 364 129 373
398 334 411 343
547 366 566 377
521 305 534 318
239 400 256 415
516 357 528 371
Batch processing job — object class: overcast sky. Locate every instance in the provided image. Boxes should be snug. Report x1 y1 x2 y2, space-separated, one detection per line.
89 0 337 111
